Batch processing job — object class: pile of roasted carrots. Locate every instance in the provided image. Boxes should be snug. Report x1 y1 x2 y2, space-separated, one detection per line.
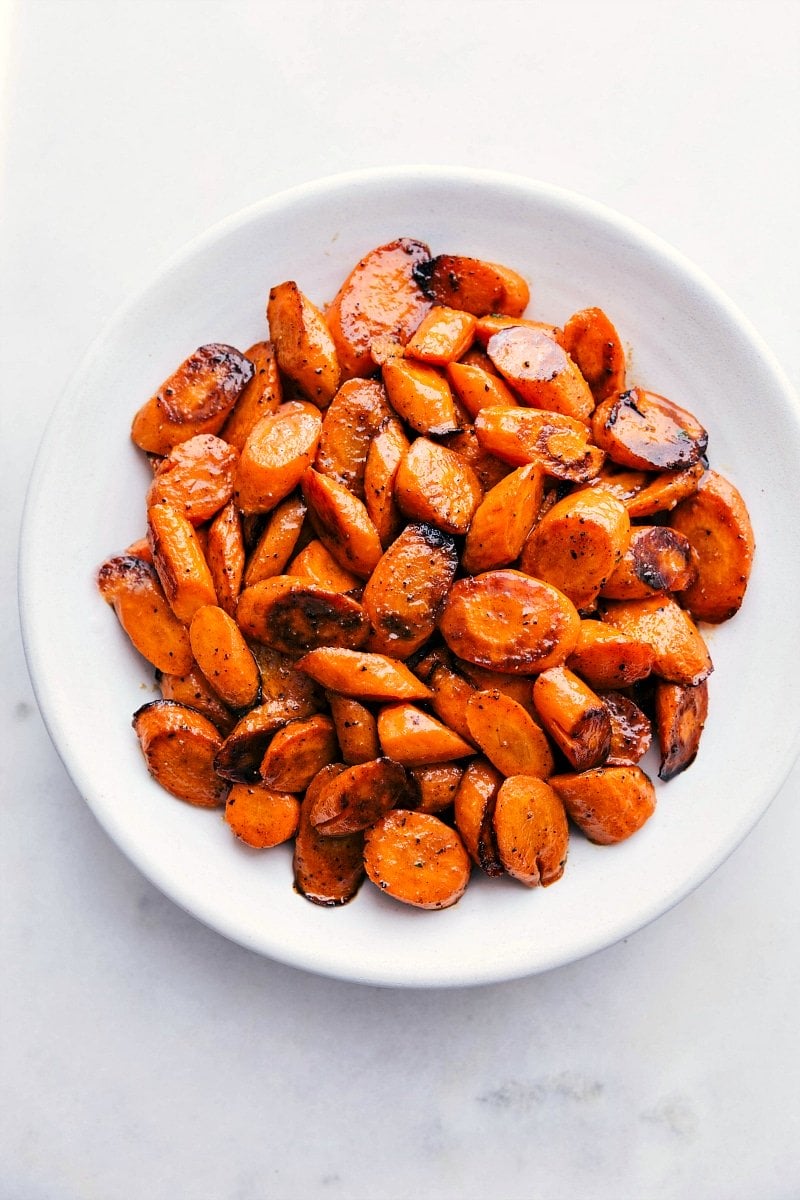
98 238 754 910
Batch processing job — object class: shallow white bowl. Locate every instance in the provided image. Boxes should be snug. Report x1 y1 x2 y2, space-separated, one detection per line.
19 166 800 987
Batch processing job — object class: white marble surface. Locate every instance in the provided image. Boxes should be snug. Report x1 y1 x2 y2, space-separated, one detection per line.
2 2 799 1197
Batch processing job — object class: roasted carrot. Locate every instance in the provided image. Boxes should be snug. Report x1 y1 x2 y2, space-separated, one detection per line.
591 388 708 471
461 463 543 574
376 702 474 766
404 305 477 365
361 523 458 658
97 554 194 674
602 691 652 766
296 647 433 702
600 525 695 600
301 467 383 578
423 658 478 745
409 763 464 814
234 401 322 514
314 377 391 497
487 325 594 421
250 642 324 716
363 418 410 548
440 426 512 492
382 358 461 435
669 469 755 622
565 620 655 689
147 502 218 623
419 255 530 317
532 666 612 771
156 663 235 734
655 679 708 780
327 693 381 765
259 713 338 792
286 539 361 594
474 406 604 482
474 315 562 346
363 810 471 909
220 340 283 451
394 437 483 535
267 280 340 405
237 575 369 654
309 757 410 835
438 569 580 674
549 765 656 845
189 604 261 710
455 662 540 721
242 492 308 587
600 595 713 687
560 307 626 402
146 433 238 525
213 704 291 783
293 764 365 906
205 500 245 617
225 783 300 848
493 776 569 887
453 757 504 876
131 343 253 455
465 689 554 779
132 700 227 807
624 463 704 518
326 238 433 378
445 360 519 418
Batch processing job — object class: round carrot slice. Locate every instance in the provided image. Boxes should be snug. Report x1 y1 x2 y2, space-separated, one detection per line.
493 776 569 887
364 810 471 909
132 700 227 807
438 569 580 674
234 402 322 514
225 783 300 848
394 438 483 535
560 306 626 402
591 388 708 471
549 765 656 845
669 469 755 622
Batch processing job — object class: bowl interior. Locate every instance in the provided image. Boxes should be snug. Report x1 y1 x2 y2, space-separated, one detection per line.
20 168 800 986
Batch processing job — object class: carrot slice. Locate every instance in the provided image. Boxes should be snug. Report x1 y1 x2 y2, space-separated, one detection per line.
600 525 695 600
419 255 530 317
234 402 322 514
394 437 483 535
326 238 433 379
409 764 464 814
474 406 604 482
439 426 512 492
259 714 338 792
549 765 656 845
267 281 340 406
533 666 612 771
382 358 461 435
301 467 383 579
309 758 410 835
213 704 291 783
474 315 562 346
131 343 253 455
566 620 655 690
602 692 652 766
132 700 227 807
600 595 713 687
293 764 365 906
146 434 238 525
560 307 626 402
669 469 755 622
487 325 594 421
520 488 630 610
363 810 471 910
424 659 477 745
493 776 569 887
237 576 368 654
156 663 235 734
624 463 704 518
220 340 283 451
296 648 433 702
655 679 709 780
438 569 580 674
376 703 475 766
314 377 391 498
189 604 261 711
97 554 194 674
455 662 540 721
243 492 308 587
363 418 410 548
465 690 554 779
591 388 708 471
251 643 324 716
446 360 519 418
225 783 300 848
362 523 458 658
462 463 543 574
453 757 504 876
404 305 477 365
327 693 381 765
287 539 361 594
147 502 218 623
206 501 245 617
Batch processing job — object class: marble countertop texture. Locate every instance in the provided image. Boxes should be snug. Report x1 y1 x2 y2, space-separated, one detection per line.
2 2 799 1198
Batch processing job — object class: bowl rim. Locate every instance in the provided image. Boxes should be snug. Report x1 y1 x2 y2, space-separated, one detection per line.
19 165 800 987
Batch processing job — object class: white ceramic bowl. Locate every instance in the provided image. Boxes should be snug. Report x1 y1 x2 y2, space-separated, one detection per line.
20 167 800 987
